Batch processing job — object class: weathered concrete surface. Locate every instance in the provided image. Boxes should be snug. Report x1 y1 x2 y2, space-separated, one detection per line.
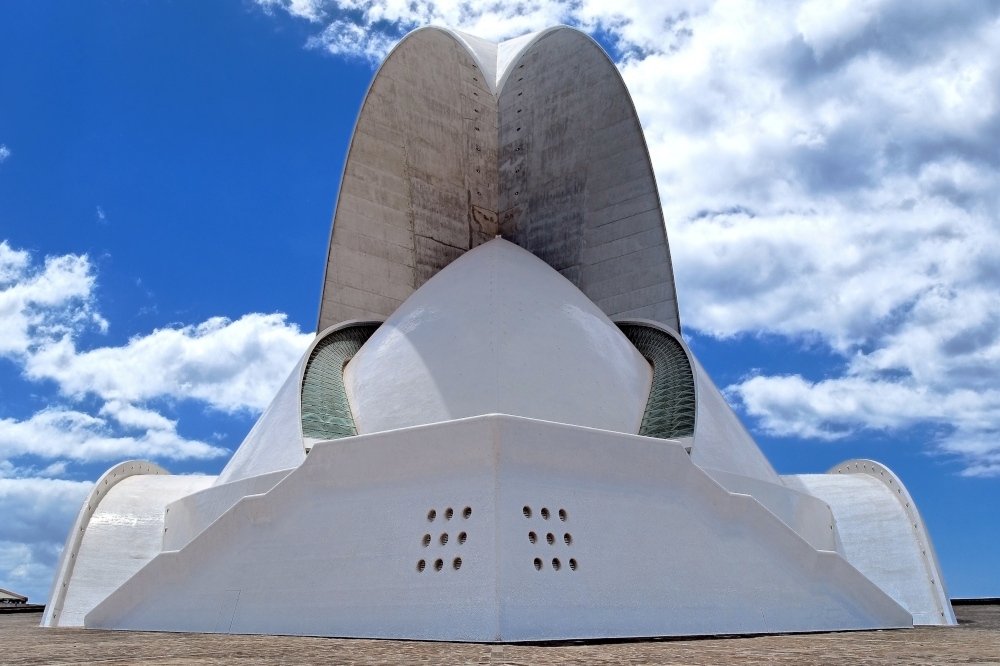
498 29 679 328
317 26 680 333
4 604 998 664
318 28 498 328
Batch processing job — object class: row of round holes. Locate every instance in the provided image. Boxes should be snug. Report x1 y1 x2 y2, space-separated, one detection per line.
534 557 576 571
422 532 467 547
417 557 462 572
428 507 471 522
523 506 566 521
529 532 571 546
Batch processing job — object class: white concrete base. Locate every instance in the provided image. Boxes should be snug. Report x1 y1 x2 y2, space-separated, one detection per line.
86 415 910 641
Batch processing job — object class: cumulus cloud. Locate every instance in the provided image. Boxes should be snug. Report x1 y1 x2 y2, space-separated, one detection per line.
0 477 90 602
0 242 313 465
0 144 10 163
257 0 1000 475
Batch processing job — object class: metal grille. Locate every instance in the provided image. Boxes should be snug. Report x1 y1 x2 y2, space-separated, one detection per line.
617 323 696 439
300 323 380 440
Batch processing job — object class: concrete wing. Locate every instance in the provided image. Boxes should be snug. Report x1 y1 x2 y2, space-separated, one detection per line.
317 26 680 333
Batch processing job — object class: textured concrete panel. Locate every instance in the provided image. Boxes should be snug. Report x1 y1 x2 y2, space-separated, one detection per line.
317 28 499 332
318 26 680 333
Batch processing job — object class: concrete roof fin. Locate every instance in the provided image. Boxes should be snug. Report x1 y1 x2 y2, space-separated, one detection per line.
443 28 498 94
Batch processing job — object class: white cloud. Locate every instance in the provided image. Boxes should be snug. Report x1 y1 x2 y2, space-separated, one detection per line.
0 241 102 357
27 313 311 413
0 144 10 163
0 408 226 462
257 0 1000 475
0 477 90 602
0 242 313 464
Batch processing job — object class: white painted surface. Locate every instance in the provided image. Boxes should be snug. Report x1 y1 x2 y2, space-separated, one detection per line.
345 239 652 436
87 415 910 641
163 469 293 552
42 461 169 627
48 471 214 627
785 462 956 626
689 355 781 484
701 467 837 552
214 358 306 486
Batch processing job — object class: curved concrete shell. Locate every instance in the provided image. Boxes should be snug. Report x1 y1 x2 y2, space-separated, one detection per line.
41 462 214 627
785 460 956 625
46 25 955 642
317 26 680 333
344 239 652 436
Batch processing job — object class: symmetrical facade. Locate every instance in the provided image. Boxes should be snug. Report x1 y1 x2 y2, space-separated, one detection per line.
43 26 955 641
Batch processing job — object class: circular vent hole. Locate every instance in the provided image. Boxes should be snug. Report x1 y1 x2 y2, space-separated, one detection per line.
564 533 572 546
541 508 550 520
417 559 426 573
463 506 472 519
427 509 437 522
533 558 543 571
422 534 431 547
434 559 443 572
552 558 561 571
453 557 462 570
569 558 577 571
439 533 449 546
458 531 467 545
445 507 454 520
558 509 567 521
528 531 537 544
523 506 532 518
546 533 555 545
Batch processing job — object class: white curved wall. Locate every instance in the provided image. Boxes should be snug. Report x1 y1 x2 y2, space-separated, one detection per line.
54 474 214 626
215 358 306 486
785 464 956 626
345 239 652 435
689 355 781 484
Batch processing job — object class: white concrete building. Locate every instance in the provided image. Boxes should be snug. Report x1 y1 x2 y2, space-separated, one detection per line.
43 25 955 641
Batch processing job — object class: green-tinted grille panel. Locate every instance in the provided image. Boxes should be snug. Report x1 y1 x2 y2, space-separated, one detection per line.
617 323 696 439
300 323 380 440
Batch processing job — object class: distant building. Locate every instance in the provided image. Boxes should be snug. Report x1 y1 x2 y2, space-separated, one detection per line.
43 26 954 641
0 588 27 605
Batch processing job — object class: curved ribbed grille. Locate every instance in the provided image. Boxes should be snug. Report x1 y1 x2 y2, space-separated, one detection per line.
300 323 380 440
617 323 696 439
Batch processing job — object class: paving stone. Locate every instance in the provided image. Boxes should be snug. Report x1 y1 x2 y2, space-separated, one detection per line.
3 605 998 665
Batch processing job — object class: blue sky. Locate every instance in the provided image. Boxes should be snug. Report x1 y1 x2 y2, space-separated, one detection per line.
1 0 998 602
